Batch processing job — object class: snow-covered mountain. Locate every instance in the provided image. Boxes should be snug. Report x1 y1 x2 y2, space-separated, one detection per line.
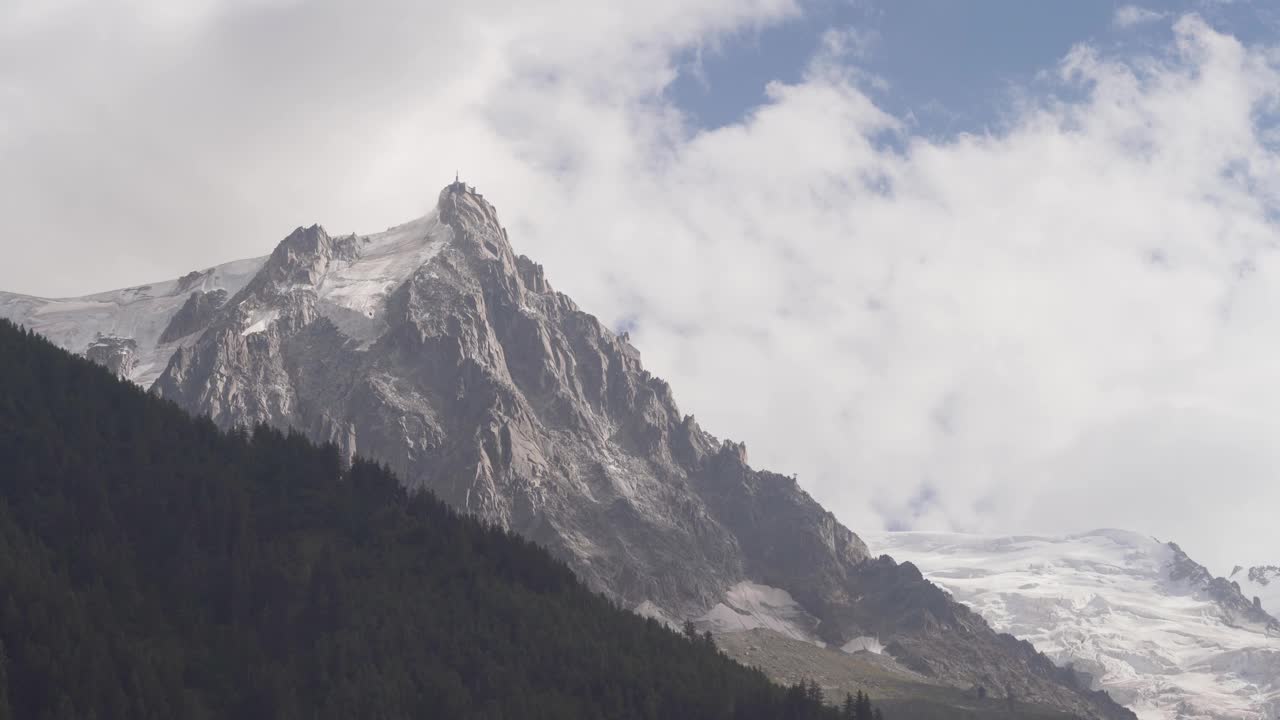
0 257 265 386
0 180 1134 719
1232 565 1280 619
869 530 1280 720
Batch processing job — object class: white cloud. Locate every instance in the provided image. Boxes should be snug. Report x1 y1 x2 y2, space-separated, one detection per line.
0 0 800 294
2 4 1278 573
489 14 1280 573
1113 5 1166 28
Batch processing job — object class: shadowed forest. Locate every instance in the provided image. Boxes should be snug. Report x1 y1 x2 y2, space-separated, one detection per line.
0 320 889 720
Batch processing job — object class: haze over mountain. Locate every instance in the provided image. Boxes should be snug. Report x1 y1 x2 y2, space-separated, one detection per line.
0 180 1133 719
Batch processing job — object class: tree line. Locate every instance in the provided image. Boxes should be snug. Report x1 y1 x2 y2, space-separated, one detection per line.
0 319 890 719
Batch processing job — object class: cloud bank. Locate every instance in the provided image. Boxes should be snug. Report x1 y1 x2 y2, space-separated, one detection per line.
2 2 1278 571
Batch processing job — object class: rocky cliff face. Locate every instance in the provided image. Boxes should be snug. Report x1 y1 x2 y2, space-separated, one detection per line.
154 185 839 619
1231 564 1280 619
84 334 139 378
158 289 227 343
6 182 1135 719
1167 543 1280 634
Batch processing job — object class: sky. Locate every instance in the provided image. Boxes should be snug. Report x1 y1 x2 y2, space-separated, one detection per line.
3 0 1280 573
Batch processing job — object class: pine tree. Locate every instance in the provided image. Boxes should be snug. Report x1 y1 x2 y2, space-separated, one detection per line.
804 678 824 706
855 689 872 720
842 693 856 719
785 682 807 716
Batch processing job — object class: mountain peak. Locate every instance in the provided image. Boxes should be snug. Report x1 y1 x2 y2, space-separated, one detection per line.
436 178 513 259
445 172 473 195
437 175 490 217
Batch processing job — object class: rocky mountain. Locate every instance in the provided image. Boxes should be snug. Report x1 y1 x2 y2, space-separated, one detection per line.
870 530 1280 720
1231 565 1280 619
0 180 1133 719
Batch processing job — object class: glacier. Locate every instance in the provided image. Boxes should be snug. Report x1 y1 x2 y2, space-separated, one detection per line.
869 529 1280 720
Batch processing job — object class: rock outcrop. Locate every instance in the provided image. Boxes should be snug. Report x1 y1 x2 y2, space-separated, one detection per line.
158 289 228 343
84 334 138 378
1168 543 1280 634
1231 564 1280 619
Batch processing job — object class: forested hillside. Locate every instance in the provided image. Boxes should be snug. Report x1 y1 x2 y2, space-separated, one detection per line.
0 320 858 720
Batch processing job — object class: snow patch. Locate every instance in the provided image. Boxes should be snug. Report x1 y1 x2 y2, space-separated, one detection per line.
315 211 450 348
241 308 279 336
699 582 824 645
841 636 884 655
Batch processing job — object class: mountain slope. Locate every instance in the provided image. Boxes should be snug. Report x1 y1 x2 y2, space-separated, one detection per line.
869 530 1280 720
0 180 1133 719
0 318 850 720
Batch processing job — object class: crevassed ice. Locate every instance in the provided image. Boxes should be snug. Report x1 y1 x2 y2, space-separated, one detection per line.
868 530 1280 720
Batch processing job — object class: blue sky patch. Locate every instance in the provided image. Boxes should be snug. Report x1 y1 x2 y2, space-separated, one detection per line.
667 0 1278 139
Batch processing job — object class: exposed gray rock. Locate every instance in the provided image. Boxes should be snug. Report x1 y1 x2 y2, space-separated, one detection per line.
158 289 228 343
84 334 138 377
1249 566 1280 586
1167 543 1280 634
1230 564 1280 618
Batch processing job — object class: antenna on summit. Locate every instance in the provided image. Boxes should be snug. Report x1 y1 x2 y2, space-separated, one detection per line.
449 171 476 197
